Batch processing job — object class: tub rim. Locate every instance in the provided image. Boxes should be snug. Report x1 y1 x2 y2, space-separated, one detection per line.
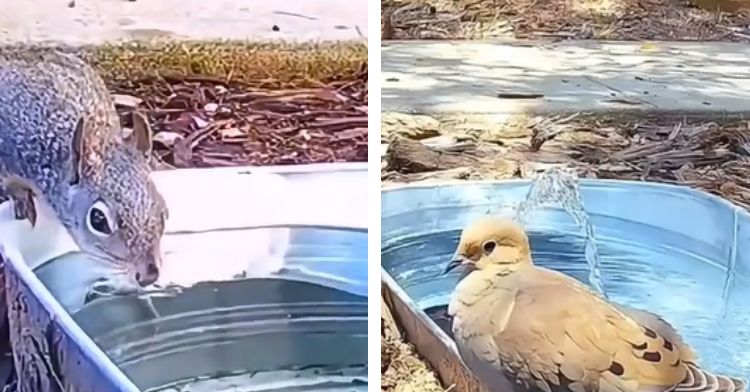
380 178 750 391
382 177 743 215
4 161 369 391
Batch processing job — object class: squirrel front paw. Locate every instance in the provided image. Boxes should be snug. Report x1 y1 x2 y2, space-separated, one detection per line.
11 192 37 227
3 183 37 227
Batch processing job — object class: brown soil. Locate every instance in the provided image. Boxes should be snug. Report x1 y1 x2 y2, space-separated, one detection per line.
381 296 446 392
111 72 367 168
383 112 750 209
381 0 750 40
0 41 369 169
86 41 369 168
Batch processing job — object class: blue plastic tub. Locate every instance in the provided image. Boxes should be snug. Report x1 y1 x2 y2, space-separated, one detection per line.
3 163 368 391
382 179 750 391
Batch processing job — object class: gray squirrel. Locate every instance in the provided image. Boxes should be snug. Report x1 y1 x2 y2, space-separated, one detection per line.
0 48 168 288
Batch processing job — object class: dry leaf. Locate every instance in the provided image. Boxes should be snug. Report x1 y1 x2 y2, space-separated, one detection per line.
153 132 183 147
112 94 142 109
219 128 245 138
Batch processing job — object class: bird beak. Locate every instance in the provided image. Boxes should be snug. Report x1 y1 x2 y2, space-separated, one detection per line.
444 253 468 275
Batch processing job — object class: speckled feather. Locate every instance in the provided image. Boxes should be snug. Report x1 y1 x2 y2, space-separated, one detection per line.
448 217 747 392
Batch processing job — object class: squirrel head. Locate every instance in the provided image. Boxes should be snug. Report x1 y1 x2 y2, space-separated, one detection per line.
64 113 168 289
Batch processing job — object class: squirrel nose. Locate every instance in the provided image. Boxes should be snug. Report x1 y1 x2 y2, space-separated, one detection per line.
135 261 159 287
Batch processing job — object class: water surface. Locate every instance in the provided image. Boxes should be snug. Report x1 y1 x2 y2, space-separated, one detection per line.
382 228 750 379
150 366 367 392
72 226 368 392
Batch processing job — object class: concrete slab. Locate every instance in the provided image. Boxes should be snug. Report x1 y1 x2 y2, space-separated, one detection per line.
0 0 367 45
382 41 750 115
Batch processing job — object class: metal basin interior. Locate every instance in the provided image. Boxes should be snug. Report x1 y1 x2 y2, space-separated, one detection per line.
75 226 367 391
2 163 368 392
381 180 750 390
6 225 368 392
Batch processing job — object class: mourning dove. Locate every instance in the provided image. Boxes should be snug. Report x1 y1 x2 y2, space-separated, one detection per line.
446 216 746 392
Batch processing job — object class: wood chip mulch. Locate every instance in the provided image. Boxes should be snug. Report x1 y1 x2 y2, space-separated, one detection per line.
382 0 750 41
113 69 368 168
383 114 750 209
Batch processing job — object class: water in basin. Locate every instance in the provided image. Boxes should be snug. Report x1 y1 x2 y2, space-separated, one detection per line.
66 226 368 391
382 170 750 379
152 367 367 392
383 227 750 378
74 278 368 392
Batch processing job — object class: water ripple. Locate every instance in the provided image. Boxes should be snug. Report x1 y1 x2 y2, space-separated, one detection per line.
382 229 750 378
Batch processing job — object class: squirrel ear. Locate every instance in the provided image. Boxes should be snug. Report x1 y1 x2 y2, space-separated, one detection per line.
70 116 85 185
125 110 153 161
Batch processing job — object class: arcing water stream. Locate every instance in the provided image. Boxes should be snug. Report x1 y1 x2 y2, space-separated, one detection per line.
514 168 607 298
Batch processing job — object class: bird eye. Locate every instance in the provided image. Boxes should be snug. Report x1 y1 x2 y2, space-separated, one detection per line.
482 240 497 255
87 200 114 237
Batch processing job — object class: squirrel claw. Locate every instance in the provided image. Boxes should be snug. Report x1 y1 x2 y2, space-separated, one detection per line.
10 189 37 228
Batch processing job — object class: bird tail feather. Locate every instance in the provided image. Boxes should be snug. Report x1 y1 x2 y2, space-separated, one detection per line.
674 364 746 392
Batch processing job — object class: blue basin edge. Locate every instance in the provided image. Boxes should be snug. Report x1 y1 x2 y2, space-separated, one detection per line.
381 178 750 391
382 179 748 272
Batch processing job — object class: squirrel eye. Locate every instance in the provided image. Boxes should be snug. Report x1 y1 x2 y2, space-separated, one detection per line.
482 240 497 255
87 200 114 237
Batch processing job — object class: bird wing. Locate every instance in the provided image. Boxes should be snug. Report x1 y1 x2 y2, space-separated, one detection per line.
614 303 697 364
452 267 690 392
